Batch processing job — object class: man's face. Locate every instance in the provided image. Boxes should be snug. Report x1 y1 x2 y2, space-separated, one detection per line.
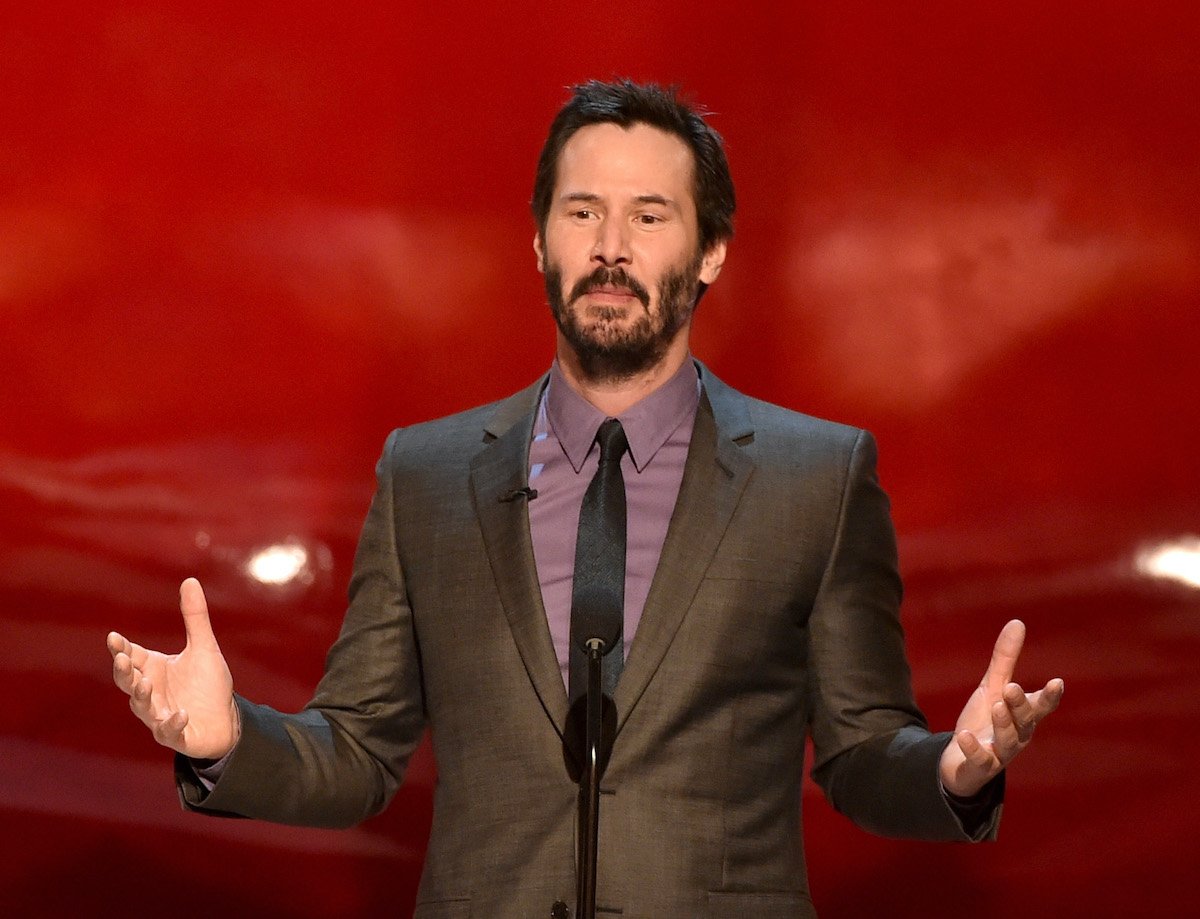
535 122 725 382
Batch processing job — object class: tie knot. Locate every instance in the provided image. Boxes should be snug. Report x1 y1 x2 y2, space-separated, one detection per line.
595 418 628 466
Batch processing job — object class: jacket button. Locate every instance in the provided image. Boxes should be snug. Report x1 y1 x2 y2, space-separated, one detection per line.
551 900 570 919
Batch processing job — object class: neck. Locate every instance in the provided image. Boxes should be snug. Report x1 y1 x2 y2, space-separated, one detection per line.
555 331 691 417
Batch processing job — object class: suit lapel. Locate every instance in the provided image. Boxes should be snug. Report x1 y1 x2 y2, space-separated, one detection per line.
469 377 571 734
614 365 755 733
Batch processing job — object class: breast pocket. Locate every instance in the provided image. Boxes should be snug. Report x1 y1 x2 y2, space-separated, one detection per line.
704 548 811 587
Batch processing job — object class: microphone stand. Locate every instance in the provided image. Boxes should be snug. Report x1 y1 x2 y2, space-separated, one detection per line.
576 637 605 919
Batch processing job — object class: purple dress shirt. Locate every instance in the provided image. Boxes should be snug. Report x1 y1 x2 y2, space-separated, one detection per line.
528 358 700 689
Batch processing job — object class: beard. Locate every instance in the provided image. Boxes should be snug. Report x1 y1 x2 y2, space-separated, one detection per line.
545 251 703 384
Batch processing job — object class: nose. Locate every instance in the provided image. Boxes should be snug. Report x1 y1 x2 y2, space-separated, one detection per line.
591 217 630 267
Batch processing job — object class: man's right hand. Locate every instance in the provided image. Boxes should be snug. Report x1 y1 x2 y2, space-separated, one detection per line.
107 577 239 760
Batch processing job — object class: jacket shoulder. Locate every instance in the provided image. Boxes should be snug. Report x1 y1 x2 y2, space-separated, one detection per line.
378 377 544 467
701 366 869 463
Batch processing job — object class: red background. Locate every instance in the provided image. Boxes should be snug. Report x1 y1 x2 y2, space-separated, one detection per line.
2 3 1197 916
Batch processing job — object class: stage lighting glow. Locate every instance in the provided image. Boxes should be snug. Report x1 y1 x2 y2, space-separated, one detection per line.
1135 536 1200 590
247 541 309 585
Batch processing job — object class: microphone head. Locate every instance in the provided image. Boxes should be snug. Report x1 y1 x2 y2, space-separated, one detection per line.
571 587 622 655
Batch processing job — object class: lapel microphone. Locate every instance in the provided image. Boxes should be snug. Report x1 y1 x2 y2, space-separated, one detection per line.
499 486 539 503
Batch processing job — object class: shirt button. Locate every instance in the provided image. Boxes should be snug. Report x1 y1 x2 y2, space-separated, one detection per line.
551 900 570 919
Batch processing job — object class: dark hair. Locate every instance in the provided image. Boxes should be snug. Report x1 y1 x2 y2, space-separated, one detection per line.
532 80 735 253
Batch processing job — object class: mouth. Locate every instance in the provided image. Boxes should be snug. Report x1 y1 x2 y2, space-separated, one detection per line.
581 285 641 305
568 269 651 309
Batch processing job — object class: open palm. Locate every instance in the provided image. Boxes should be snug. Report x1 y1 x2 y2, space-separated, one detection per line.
939 619 1064 798
107 577 238 760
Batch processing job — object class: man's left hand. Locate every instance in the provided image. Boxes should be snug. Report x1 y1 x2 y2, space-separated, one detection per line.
939 619 1064 798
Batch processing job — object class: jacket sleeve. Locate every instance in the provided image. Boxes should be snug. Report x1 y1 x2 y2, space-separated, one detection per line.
806 428 1001 842
176 429 427 828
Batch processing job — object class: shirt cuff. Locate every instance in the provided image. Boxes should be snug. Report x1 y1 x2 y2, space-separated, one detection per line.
189 748 235 792
941 772 1005 839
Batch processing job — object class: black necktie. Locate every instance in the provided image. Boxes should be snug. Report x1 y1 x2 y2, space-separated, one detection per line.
568 418 628 705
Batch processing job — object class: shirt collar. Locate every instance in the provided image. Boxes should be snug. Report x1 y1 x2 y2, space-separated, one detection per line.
545 358 701 474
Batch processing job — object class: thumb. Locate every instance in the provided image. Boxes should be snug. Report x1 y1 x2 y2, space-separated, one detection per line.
179 577 220 653
981 618 1025 695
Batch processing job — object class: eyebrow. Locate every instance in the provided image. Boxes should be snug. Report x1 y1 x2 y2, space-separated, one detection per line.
559 192 680 210
633 194 676 209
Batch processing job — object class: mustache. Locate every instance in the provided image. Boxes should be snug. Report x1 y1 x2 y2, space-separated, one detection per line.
568 266 651 308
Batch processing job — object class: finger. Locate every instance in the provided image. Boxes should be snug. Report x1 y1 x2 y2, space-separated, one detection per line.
991 698 1023 764
980 619 1025 696
1002 682 1037 743
1027 678 1065 721
132 673 177 725
942 731 998 797
179 578 220 653
106 631 149 670
111 652 138 695
152 709 188 748
955 729 996 771
128 672 156 716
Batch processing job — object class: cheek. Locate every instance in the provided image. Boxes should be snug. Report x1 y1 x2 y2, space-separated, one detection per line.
543 244 581 282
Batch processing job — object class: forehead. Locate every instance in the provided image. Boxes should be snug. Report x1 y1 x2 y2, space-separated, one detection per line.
555 122 696 206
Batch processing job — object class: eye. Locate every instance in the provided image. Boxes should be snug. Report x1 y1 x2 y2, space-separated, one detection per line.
635 213 665 226
571 208 596 220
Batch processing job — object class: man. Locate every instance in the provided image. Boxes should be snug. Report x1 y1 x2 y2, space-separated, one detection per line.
108 80 1063 918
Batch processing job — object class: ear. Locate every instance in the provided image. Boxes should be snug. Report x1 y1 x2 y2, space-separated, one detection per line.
698 240 727 285
533 233 546 274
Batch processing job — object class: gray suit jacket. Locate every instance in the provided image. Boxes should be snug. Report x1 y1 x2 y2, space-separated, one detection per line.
179 364 999 918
